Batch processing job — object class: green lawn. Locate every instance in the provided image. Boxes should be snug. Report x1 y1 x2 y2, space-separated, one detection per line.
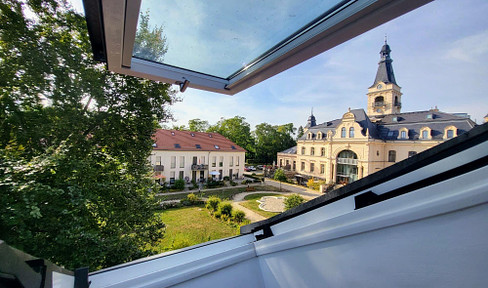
239 193 286 218
156 185 282 201
150 205 239 252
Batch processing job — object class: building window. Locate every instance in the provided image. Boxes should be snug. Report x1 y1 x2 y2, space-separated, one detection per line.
170 171 175 184
201 156 206 164
179 171 184 180
310 163 315 173
341 127 346 138
374 96 384 107
212 156 216 167
219 156 223 167
336 150 358 185
408 151 417 157
320 164 325 174
230 156 233 167
401 130 407 139
236 156 240 166
279 159 283 167
301 162 305 171
447 129 454 139
311 147 315 156
156 156 161 165
349 127 354 138
321 147 325 156
293 161 296 171
422 130 429 139
301 147 306 155
388 150 396 162
179 156 185 168
171 156 176 168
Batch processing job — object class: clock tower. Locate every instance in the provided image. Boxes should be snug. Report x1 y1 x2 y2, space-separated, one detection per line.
367 40 402 117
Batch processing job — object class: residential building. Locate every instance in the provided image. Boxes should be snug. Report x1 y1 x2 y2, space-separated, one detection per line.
278 41 477 185
149 130 246 184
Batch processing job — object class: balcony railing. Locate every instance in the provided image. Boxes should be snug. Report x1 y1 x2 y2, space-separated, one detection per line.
337 158 358 165
191 164 209 171
153 165 164 172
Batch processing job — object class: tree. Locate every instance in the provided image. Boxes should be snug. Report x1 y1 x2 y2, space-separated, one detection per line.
188 118 209 132
284 194 305 210
273 168 287 191
297 126 304 140
208 116 255 159
254 123 296 164
133 10 168 62
0 0 176 270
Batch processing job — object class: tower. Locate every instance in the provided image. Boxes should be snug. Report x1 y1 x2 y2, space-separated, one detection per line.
367 40 402 116
304 108 316 132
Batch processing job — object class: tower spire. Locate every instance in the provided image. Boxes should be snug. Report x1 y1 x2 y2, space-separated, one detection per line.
372 39 397 86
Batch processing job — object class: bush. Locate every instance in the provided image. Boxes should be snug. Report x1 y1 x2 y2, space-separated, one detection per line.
284 194 305 210
307 178 326 191
230 181 237 186
218 202 233 217
206 180 224 189
233 210 246 223
223 176 230 181
187 193 199 204
214 210 222 219
205 196 221 212
173 179 185 190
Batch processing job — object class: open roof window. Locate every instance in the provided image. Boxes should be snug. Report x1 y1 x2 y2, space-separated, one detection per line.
83 0 432 95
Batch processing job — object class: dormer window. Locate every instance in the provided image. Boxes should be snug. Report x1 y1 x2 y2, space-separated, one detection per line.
349 127 354 138
317 132 322 139
341 127 346 138
398 127 408 140
420 127 431 140
444 126 457 139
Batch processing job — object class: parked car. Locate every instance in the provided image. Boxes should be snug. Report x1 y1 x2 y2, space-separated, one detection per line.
244 167 251 172
256 165 263 170
246 166 256 171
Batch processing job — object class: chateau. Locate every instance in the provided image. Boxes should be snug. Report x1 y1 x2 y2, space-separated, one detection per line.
277 41 476 186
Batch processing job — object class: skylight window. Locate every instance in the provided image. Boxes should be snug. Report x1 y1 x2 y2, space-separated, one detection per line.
84 0 431 95
191 133 195 137
195 144 201 149
174 144 181 148
214 145 220 149
171 132 175 136
231 146 236 150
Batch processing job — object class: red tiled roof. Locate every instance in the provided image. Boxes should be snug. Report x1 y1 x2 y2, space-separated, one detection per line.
153 129 246 152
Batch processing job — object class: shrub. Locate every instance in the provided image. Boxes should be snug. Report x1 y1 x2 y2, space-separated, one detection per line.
187 193 199 204
223 176 230 181
284 194 305 210
173 179 185 190
233 210 246 223
218 202 233 217
230 181 237 186
307 178 326 191
206 180 224 189
214 210 222 219
205 196 221 212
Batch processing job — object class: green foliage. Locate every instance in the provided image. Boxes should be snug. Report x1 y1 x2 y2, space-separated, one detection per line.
284 194 305 210
232 210 246 223
297 126 304 140
254 123 296 164
0 0 177 270
173 179 186 190
186 193 199 204
274 168 287 183
205 196 221 212
207 116 255 159
218 202 233 217
307 179 326 191
188 118 209 132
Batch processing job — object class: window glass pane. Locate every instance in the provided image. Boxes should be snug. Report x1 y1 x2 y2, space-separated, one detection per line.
136 0 345 78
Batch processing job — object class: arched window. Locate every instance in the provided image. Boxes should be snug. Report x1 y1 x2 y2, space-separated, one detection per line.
388 150 396 162
447 129 454 139
394 96 399 106
374 96 384 107
336 150 358 185
349 127 354 138
422 130 429 139
401 130 407 139
341 127 346 138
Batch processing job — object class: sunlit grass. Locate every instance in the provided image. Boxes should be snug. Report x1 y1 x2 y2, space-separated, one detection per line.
239 193 285 218
150 205 239 252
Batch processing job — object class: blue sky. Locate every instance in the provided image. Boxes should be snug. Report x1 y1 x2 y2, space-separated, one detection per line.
71 0 488 131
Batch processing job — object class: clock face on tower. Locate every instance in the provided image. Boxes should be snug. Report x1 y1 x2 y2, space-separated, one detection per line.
377 84 383 89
